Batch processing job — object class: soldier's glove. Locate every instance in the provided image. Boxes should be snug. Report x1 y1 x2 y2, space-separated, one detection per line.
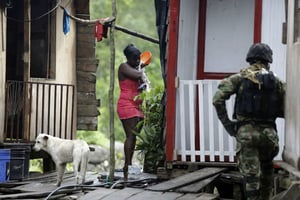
223 120 238 137
216 112 238 137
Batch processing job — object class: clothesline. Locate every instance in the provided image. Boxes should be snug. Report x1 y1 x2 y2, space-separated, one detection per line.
60 6 159 44
60 5 115 25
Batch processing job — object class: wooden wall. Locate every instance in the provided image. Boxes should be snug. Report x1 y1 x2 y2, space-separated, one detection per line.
75 0 100 130
283 0 300 170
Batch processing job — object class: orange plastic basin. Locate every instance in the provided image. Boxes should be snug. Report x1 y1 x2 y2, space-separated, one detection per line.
140 51 152 65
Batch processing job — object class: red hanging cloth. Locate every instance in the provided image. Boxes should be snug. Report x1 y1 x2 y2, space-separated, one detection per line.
94 19 108 42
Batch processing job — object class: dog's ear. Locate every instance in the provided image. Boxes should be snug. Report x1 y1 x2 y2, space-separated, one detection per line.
43 135 49 140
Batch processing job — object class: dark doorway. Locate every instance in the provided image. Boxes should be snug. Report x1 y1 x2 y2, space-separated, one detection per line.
6 0 24 81
5 0 56 141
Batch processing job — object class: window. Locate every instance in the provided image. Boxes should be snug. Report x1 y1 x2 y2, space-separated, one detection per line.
197 0 258 79
30 0 56 79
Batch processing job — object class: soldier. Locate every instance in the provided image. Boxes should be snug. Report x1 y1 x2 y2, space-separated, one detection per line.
213 43 285 200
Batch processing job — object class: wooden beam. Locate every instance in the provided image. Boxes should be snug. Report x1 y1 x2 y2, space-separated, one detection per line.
165 0 180 162
114 25 159 44
109 0 117 183
147 167 227 192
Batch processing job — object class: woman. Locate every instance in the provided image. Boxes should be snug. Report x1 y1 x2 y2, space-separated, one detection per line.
117 44 147 180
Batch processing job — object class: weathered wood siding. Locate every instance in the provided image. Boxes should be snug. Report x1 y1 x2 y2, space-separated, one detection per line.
284 0 300 170
75 0 100 130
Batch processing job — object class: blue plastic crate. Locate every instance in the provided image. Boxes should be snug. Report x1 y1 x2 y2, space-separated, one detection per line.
0 149 10 182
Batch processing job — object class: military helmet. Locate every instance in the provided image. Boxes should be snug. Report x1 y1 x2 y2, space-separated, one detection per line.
246 43 273 63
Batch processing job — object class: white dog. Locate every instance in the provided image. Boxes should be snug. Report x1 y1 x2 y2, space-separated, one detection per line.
33 133 90 186
88 144 109 165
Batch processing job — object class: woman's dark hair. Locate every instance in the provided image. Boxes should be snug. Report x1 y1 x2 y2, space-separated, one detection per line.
123 44 141 59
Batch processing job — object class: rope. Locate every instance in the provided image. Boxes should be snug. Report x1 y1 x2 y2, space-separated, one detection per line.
59 6 159 44
4 0 62 23
4 1 159 44
45 182 107 200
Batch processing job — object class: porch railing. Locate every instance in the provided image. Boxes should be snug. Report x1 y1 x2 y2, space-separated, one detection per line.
176 79 285 163
4 80 75 142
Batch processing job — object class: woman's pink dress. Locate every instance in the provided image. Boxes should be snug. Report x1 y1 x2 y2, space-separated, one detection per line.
117 79 144 119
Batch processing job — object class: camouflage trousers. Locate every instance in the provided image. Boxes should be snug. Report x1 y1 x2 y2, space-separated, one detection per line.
235 123 279 200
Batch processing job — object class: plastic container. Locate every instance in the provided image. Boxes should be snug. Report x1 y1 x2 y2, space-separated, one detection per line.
22 146 31 179
4 144 31 179
0 149 10 182
140 51 152 65
10 148 25 180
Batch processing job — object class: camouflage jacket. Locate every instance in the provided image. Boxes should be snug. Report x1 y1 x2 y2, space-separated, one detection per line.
213 63 285 124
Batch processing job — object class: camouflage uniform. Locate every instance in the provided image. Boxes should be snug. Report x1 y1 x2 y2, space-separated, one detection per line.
213 63 285 200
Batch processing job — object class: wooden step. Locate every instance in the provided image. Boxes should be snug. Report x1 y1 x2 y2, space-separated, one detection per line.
147 167 227 192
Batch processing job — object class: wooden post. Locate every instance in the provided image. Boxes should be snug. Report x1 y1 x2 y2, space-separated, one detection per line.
109 0 117 182
23 0 30 82
0 10 4 143
23 0 30 140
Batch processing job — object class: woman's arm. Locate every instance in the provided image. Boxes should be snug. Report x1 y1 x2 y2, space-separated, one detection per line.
119 63 143 80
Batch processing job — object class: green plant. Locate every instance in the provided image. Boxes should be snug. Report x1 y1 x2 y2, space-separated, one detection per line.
135 86 165 173
76 130 110 148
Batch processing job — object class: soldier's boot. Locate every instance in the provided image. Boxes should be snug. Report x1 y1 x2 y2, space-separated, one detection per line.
244 175 260 200
260 162 274 200
259 190 272 200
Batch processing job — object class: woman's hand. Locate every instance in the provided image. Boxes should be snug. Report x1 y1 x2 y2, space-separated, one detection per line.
141 63 149 69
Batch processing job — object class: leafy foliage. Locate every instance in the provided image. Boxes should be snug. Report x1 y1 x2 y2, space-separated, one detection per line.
77 130 110 148
135 86 165 173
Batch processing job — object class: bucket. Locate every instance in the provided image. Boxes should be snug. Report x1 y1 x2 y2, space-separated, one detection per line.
0 149 10 182
10 148 25 180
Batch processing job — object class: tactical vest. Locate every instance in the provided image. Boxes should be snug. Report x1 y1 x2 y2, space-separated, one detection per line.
235 71 280 119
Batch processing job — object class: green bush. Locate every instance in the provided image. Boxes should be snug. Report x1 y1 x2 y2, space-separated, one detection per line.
135 86 165 173
77 130 110 148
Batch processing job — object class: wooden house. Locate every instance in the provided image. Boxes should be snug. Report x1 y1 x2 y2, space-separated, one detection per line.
160 0 287 166
283 0 300 172
0 0 99 145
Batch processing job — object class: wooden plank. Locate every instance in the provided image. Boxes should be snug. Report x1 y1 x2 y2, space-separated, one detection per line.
101 188 144 200
78 187 117 200
76 71 96 82
127 190 163 200
0 188 81 199
176 193 204 200
14 182 57 192
176 174 219 193
77 93 99 105
159 192 185 199
195 193 219 200
128 190 183 200
77 81 96 92
176 193 219 200
274 161 300 179
77 123 97 130
77 105 99 116
147 167 227 192
77 25 94 34
76 58 99 72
